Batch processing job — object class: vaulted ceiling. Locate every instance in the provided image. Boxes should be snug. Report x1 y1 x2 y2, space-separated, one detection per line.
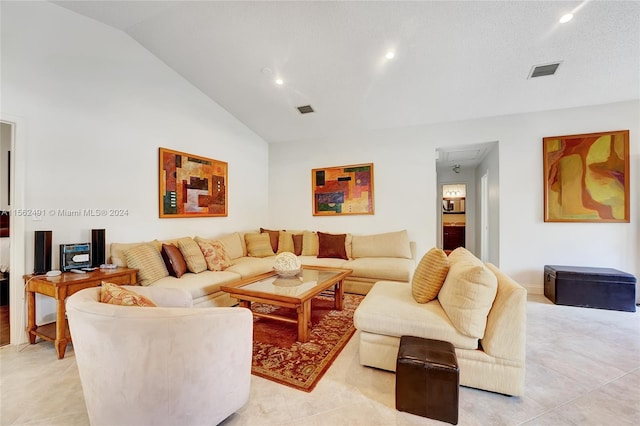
53 1 640 144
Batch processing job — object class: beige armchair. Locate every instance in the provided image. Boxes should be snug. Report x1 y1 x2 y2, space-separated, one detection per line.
66 286 253 426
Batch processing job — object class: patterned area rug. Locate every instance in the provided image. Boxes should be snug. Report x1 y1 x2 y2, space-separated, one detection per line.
251 292 363 392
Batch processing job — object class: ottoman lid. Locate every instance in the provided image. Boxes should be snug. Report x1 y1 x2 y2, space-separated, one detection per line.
398 336 458 370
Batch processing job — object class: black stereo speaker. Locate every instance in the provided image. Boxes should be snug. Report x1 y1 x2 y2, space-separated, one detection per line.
91 229 106 267
34 230 52 274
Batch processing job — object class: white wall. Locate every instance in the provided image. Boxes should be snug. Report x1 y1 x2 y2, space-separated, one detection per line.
270 100 639 298
2 2 270 328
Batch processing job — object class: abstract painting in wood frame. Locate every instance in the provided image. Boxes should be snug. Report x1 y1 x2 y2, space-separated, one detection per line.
312 163 374 216
543 130 629 222
159 147 227 218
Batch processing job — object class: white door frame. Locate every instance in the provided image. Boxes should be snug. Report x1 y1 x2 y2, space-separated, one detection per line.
480 171 489 262
1 114 28 345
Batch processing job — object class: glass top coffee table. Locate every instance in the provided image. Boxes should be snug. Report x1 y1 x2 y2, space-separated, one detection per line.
221 265 352 342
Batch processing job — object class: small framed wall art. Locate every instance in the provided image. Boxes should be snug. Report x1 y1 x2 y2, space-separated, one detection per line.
311 163 374 216
159 147 228 218
543 130 629 222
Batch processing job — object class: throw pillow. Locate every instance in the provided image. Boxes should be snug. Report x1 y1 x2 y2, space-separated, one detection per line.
411 248 450 303
260 228 281 253
292 233 304 256
277 231 295 254
245 233 275 257
195 237 232 271
177 237 207 273
438 260 498 339
100 281 157 307
317 232 349 260
160 243 188 278
301 231 319 256
123 243 168 286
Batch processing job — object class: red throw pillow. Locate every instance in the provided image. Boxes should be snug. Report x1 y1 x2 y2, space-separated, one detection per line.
161 243 188 278
317 232 348 260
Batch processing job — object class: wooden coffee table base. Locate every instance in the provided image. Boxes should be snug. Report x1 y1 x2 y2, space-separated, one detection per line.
237 287 341 343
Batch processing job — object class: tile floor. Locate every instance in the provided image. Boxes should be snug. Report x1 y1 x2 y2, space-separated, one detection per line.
1 295 639 425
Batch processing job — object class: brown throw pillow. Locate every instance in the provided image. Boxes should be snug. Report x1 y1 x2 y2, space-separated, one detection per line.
161 244 188 278
292 234 303 256
260 228 281 253
412 248 450 303
317 232 348 260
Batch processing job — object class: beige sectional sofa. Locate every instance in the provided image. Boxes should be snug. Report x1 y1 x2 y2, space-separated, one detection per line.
354 248 527 396
109 230 415 308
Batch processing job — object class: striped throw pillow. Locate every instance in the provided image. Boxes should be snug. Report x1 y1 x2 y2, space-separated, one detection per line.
177 237 207 273
123 243 168 286
411 248 450 303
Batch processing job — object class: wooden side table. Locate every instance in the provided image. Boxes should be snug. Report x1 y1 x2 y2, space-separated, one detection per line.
23 268 137 359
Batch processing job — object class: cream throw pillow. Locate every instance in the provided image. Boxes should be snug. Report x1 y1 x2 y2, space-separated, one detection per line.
123 243 168 286
438 259 498 339
177 237 207 273
277 231 295 254
245 233 275 257
411 248 450 303
301 231 319 256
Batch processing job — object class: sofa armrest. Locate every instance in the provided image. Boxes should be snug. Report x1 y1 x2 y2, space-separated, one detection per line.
481 263 527 362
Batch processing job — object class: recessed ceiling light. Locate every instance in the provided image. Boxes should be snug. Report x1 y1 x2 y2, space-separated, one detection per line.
385 51 395 60
275 78 284 85
559 13 573 24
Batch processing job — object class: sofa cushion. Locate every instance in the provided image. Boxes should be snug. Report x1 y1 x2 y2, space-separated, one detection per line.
301 231 319 256
344 257 414 282
351 230 412 259
245 233 275 257
150 271 241 300
438 259 498 339
226 256 275 278
161 244 188 278
354 281 479 350
298 256 348 269
412 248 449 303
177 237 207 274
195 237 232 271
218 232 245 260
317 232 349 260
100 281 157 307
123 243 168 286
260 228 281 252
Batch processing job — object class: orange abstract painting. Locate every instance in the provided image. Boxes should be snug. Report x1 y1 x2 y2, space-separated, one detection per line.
159 148 227 218
312 163 374 216
543 130 629 222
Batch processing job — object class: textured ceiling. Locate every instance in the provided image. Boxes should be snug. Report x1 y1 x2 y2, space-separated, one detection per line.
53 1 640 144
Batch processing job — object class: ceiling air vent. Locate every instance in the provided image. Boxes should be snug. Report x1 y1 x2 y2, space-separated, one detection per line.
528 62 562 79
297 105 314 114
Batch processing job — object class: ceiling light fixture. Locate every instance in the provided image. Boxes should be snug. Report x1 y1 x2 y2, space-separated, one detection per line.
385 51 395 60
452 164 461 174
275 78 284 86
559 13 573 24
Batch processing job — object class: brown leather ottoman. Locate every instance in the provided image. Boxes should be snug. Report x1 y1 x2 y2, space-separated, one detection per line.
396 336 459 425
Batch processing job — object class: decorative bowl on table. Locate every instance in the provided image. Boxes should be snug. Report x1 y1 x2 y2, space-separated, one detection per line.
273 252 302 277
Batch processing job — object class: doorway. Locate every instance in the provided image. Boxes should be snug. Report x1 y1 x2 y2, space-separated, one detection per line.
442 183 466 254
0 122 12 346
